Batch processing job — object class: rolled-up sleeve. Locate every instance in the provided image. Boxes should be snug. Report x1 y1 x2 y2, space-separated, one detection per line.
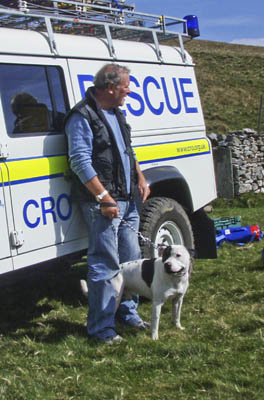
65 112 97 184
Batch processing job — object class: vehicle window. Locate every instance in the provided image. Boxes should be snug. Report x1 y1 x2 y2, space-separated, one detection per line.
0 64 69 135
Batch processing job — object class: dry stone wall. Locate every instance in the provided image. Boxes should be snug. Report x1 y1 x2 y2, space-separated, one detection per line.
208 128 264 197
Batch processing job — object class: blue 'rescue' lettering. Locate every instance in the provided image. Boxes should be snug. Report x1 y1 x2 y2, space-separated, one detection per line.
23 194 72 228
179 78 198 113
161 77 181 114
143 76 164 115
78 74 198 116
126 75 145 116
78 74 94 97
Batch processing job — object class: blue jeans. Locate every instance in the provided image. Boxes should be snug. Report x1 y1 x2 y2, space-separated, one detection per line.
80 200 142 340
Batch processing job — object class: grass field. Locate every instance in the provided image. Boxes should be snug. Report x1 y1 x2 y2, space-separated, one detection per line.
1 199 264 399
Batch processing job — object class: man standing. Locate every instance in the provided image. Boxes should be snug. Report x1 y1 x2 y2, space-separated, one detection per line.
65 63 150 343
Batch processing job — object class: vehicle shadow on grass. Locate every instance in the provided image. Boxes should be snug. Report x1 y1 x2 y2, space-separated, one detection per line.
0 260 88 341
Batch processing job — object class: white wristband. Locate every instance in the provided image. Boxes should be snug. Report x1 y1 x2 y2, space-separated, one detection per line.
95 189 108 202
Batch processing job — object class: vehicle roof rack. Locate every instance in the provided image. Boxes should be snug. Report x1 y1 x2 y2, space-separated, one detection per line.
0 0 193 62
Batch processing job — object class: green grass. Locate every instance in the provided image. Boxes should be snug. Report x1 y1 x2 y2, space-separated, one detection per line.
166 39 264 134
1 198 264 399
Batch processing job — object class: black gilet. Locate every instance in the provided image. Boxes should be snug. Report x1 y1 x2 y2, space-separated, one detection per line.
64 86 138 202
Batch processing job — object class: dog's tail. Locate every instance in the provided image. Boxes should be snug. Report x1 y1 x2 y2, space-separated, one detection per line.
80 279 88 298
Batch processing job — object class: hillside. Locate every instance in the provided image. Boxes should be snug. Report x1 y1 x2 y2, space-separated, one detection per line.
167 39 264 134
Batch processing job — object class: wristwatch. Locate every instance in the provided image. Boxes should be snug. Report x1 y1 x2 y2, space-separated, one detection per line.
95 189 108 202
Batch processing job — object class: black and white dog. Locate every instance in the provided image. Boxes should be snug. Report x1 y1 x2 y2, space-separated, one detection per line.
81 245 194 340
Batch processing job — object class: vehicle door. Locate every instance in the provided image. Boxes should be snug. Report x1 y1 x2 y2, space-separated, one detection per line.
0 156 13 272
0 57 87 263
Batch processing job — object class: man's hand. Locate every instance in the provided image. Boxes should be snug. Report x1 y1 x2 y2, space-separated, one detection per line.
136 161 150 203
138 175 150 203
84 176 119 219
100 203 119 220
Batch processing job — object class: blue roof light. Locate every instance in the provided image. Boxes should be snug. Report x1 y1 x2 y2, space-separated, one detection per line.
183 15 200 38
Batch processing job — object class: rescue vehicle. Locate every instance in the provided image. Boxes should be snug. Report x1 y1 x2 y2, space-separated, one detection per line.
0 0 217 277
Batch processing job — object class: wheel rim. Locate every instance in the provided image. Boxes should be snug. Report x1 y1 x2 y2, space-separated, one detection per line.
154 220 184 254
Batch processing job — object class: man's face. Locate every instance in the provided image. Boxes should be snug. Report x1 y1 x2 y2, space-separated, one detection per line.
110 73 131 108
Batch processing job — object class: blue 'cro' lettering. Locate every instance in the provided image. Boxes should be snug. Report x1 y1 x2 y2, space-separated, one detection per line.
57 193 72 221
78 74 94 98
126 75 145 116
41 197 56 225
143 76 164 115
179 78 198 114
23 199 40 228
23 194 72 228
161 77 181 114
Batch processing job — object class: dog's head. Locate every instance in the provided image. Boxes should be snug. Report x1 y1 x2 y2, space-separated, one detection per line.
161 245 194 276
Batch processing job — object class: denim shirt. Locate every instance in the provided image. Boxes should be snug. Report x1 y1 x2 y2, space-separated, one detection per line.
65 112 97 185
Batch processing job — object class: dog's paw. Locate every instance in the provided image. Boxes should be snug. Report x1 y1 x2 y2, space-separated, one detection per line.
151 333 159 340
176 323 185 330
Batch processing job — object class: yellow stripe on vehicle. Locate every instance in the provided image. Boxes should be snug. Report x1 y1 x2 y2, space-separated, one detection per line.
134 138 210 164
2 155 68 185
1 138 210 185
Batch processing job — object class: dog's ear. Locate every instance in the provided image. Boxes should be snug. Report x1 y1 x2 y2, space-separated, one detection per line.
189 257 194 276
162 246 171 262
188 248 196 258
187 248 196 277
158 246 166 257
158 242 170 258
